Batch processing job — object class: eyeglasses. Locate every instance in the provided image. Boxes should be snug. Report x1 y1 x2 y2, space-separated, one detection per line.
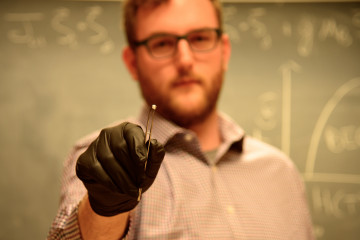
134 28 222 59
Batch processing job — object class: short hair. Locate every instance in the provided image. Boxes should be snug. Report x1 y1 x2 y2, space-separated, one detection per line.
123 0 223 49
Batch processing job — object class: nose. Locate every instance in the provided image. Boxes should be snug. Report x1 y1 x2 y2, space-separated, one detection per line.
175 39 194 73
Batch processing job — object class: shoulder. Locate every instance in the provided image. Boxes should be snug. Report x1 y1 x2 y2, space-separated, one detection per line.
242 135 296 170
242 135 306 191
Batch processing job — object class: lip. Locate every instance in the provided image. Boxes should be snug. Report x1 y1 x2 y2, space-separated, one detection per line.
173 77 201 87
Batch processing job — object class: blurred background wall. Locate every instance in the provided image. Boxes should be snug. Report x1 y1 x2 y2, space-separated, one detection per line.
0 0 359 239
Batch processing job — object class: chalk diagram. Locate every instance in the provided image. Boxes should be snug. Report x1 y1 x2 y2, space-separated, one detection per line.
302 76 360 239
253 61 360 238
253 60 360 185
222 6 360 185
304 77 360 184
277 61 360 185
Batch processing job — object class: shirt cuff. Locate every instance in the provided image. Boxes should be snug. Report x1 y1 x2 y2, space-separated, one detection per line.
62 205 82 239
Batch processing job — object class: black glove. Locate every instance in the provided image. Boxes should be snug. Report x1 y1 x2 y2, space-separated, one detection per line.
76 122 165 216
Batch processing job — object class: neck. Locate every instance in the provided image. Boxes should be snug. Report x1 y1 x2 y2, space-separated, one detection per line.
187 110 221 152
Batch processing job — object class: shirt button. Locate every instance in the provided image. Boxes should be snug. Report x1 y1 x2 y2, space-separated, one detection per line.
211 165 217 173
184 133 193 142
226 205 235 214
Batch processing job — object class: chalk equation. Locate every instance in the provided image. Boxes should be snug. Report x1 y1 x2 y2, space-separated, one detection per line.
3 12 47 48
3 5 360 57
223 6 360 57
3 6 115 54
312 186 360 218
325 125 360 154
312 185 360 239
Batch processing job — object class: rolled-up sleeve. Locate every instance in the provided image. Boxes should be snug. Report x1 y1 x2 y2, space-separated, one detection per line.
48 132 98 239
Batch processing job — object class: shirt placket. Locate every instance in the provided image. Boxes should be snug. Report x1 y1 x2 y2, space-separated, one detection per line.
210 162 243 239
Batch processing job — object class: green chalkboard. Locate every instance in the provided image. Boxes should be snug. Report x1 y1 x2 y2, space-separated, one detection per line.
0 1 359 239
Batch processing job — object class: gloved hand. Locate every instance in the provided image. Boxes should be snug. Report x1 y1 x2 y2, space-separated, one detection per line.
76 122 165 216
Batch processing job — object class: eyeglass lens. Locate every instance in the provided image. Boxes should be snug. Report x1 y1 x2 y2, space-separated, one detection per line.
147 29 219 58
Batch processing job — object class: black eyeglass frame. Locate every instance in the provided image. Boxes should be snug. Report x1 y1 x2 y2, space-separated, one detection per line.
133 28 223 58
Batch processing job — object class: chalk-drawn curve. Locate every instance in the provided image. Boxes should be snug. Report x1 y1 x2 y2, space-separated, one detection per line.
305 77 360 178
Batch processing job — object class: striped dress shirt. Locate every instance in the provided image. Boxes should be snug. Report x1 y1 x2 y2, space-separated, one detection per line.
48 106 314 239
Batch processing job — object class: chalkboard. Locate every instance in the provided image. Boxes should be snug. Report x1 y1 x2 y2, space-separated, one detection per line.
0 1 359 239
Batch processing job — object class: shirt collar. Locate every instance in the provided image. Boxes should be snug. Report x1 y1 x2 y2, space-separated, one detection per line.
218 112 245 152
137 104 184 146
136 104 245 152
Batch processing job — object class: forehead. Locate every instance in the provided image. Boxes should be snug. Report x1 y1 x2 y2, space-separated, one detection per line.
135 0 218 39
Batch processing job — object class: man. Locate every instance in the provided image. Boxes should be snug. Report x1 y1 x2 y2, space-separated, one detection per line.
48 0 314 239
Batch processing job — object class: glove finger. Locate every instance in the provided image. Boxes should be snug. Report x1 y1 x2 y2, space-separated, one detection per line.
145 139 165 179
121 122 148 185
95 126 138 197
76 140 122 194
78 149 139 216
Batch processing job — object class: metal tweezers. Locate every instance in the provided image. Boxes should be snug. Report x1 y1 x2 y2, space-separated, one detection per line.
138 104 157 201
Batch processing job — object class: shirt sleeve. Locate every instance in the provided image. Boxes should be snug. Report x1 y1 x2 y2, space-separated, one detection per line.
47 132 97 240
47 205 81 240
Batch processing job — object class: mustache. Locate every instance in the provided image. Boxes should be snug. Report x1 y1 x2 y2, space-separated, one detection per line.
171 72 203 85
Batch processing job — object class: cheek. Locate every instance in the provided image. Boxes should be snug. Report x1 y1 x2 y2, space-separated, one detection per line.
137 60 174 96
196 58 223 83
196 48 224 70
137 52 176 82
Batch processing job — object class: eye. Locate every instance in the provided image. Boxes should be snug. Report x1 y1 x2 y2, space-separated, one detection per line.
149 36 176 51
189 34 210 43
188 30 217 50
189 31 213 44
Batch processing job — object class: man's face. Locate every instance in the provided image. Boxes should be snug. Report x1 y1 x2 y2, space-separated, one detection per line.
128 0 230 127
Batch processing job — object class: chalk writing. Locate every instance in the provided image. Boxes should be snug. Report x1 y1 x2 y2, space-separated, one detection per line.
297 15 314 57
255 92 278 131
253 92 278 143
81 6 114 54
238 8 272 50
253 60 301 151
4 5 360 55
282 21 292 37
319 18 353 47
312 186 360 218
4 13 47 48
52 8 78 49
353 8 360 39
324 125 360 153
223 6 240 43
221 7 360 57
4 6 114 54
314 225 325 239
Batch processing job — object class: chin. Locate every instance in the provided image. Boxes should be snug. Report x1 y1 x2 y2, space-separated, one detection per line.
161 98 214 127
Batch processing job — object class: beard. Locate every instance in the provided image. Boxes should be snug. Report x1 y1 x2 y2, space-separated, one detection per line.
137 68 224 128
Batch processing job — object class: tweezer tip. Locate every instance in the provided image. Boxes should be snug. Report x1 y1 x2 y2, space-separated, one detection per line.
151 104 157 110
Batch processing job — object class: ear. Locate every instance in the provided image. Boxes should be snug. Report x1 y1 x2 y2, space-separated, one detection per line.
221 33 231 71
122 46 139 81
